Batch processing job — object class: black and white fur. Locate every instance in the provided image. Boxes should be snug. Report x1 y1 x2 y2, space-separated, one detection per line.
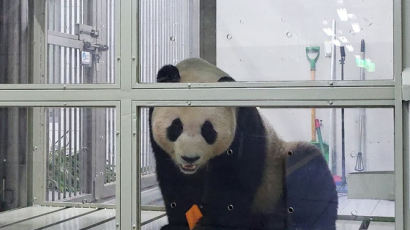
149 58 338 230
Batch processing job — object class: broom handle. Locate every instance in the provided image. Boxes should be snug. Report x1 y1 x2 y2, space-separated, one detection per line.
311 70 316 141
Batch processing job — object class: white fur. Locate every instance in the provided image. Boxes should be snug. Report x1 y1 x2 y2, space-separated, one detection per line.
176 58 229 83
151 107 236 173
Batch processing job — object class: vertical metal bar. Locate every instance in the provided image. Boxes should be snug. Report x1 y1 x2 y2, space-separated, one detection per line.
394 0 404 229
48 45 53 84
402 0 410 228
199 0 216 64
141 0 144 83
57 108 62 199
74 107 78 196
69 2 75 196
171 0 175 64
76 0 80 84
48 0 55 31
133 104 140 229
52 108 56 201
403 102 410 229
61 0 66 84
142 111 145 175
63 107 67 198
111 108 118 181
54 0 61 84
69 108 73 198
46 109 50 201
79 107 83 194
106 108 110 183
107 0 111 84
107 108 110 182
112 108 115 181
80 0 84 83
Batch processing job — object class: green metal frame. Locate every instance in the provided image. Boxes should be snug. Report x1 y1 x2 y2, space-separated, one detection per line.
0 0 408 229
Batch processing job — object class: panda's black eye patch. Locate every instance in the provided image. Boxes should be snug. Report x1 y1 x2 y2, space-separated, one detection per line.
201 120 217 145
167 118 183 142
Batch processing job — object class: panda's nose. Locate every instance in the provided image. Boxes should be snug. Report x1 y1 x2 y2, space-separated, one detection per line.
181 156 200 163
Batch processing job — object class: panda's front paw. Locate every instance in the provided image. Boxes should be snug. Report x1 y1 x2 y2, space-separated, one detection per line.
160 224 189 230
194 224 246 230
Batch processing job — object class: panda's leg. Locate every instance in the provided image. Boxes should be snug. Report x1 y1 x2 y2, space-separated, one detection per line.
285 143 338 230
249 213 287 230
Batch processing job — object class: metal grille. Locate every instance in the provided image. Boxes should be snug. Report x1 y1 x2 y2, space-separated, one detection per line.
46 107 84 201
47 0 116 84
105 108 116 184
46 107 117 201
139 0 192 83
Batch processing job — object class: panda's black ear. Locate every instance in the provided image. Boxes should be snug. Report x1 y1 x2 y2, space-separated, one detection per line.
157 65 181 83
218 76 235 82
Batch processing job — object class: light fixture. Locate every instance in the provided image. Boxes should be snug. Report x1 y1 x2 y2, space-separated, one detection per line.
332 39 341 46
323 28 333 36
351 23 361 33
337 8 349 21
339 36 349 43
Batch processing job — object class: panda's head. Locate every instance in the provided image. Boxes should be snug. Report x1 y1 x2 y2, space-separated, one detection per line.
151 58 236 175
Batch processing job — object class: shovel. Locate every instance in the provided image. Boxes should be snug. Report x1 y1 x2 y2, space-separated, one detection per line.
306 46 320 141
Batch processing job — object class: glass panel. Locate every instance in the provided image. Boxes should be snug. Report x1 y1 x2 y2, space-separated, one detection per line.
0 107 117 229
0 1 116 84
139 106 394 229
139 0 393 83
217 1 393 81
0 108 29 211
0 2 31 84
47 0 116 84
46 107 117 204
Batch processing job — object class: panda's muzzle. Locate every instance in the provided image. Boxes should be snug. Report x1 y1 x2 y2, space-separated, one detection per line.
179 156 200 174
181 156 200 163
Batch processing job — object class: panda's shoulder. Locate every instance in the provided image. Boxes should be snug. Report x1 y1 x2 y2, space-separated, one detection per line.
284 142 329 175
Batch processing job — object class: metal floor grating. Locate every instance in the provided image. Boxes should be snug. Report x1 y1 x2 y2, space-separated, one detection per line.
0 206 165 230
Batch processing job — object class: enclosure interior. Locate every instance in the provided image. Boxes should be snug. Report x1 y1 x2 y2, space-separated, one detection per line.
139 107 395 229
0 0 407 229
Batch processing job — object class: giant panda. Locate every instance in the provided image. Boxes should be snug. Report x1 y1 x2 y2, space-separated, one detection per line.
149 58 338 230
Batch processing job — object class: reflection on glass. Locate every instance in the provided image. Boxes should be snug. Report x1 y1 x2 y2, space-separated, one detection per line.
139 107 394 229
217 0 392 81
138 0 393 82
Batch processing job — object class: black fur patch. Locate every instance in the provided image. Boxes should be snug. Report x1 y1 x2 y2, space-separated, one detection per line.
201 120 217 144
218 76 235 82
157 65 181 82
167 118 183 142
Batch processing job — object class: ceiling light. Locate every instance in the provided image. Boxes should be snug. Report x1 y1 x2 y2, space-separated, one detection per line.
337 8 349 21
352 23 361 33
323 28 333 36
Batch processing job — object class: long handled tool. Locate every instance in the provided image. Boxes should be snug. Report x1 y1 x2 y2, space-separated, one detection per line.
315 119 328 163
356 39 366 171
306 46 320 142
340 46 347 185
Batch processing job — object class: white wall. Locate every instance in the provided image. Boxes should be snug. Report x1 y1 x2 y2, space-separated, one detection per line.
216 0 394 175
217 0 393 81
